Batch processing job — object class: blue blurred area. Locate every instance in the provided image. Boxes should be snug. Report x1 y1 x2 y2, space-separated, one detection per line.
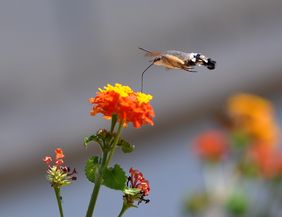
0 0 282 216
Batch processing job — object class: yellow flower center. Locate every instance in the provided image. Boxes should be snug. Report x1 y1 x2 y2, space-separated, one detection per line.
99 83 133 97
136 92 153 104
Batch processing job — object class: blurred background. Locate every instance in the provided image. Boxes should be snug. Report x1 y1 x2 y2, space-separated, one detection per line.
1 0 282 216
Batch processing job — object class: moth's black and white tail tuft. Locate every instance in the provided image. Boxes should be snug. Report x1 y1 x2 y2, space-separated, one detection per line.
206 58 216 70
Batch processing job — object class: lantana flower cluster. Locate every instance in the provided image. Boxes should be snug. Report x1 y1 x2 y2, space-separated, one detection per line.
128 168 150 197
186 93 281 217
43 148 77 188
89 83 155 128
194 93 281 179
227 93 278 146
194 130 228 162
247 145 282 178
227 94 281 179
123 168 150 206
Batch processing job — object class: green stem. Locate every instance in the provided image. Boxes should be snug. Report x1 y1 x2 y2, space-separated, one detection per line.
86 120 124 217
117 203 130 217
54 187 64 217
110 114 118 133
106 121 123 166
86 152 108 217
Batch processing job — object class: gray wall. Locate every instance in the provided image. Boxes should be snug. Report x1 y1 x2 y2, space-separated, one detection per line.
1 0 282 216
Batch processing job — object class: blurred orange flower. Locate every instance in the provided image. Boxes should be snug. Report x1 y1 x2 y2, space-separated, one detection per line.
194 130 228 162
89 83 155 128
227 93 278 146
247 144 282 179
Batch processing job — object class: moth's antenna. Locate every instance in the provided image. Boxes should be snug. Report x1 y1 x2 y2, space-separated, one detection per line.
141 62 154 92
138 47 154 55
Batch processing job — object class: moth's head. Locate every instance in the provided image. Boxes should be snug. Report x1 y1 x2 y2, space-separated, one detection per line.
152 56 162 65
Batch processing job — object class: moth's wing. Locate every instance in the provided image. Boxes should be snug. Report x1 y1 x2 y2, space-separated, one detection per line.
145 51 161 57
162 54 185 69
163 54 197 72
139 47 161 57
165 50 190 61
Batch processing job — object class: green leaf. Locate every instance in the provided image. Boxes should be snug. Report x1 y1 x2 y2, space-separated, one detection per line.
85 156 101 183
118 138 135 153
83 135 100 148
83 129 114 149
102 164 127 190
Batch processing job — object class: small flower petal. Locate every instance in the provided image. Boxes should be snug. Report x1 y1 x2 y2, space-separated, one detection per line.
55 159 64 166
43 156 52 164
55 148 64 159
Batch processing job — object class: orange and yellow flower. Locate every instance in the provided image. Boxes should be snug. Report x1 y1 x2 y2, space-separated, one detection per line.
89 83 155 128
227 93 278 147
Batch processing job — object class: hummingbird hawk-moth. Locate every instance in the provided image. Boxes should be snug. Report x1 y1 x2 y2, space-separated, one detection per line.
139 47 216 91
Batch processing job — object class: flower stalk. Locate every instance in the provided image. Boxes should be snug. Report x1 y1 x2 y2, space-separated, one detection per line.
54 187 64 217
117 203 130 217
86 118 124 217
